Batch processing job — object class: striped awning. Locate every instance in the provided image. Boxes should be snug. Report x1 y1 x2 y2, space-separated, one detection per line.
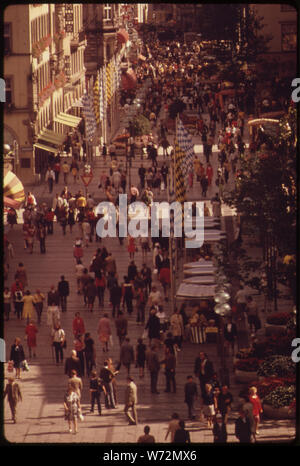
3 170 25 208
54 112 82 128
38 129 65 146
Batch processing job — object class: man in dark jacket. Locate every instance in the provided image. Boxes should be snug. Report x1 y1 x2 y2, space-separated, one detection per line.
120 338 135 375
194 351 214 399
115 311 128 346
58 275 70 312
47 285 60 306
146 345 160 394
235 408 252 443
161 347 176 393
184 375 198 419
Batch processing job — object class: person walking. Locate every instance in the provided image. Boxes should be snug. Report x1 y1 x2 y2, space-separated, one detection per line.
32 289 45 325
135 338 146 379
173 420 191 444
36 223 46 254
15 262 28 288
194 351 214 399
124 376 138 425
84 333 96 378
169 308 184 351
73 334 85 377
4 377 22 423
184 375 198 420
115 311 128 346
249 386 263 439
119 337 135 376
72 312 85 338
25 320 38 358
202 383 216 428
165 412 180 443
223 317 238 355
89 370 106 415
4 287 12 321
63 385 81 434
58 275 70 312
45 166 55 193
51 323 66 365
13 284 24 320
245 296 260 334
22 290 35 324
97 313 112 353
9 338 26 379
137 425 155 443
65 350 81 378
235 407 252 443
217 385 233 425
99 360 115 409
161 345 176 393
212 413 228 443
146 345 161 394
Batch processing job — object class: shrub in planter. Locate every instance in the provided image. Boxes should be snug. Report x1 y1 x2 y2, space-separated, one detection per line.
263 335 294 357
257 355 296 378
234 358 262 372
263 385 296 409
247 375 296 400
266 312 292 326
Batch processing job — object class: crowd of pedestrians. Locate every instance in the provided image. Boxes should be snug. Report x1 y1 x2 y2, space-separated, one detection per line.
4 31 275 443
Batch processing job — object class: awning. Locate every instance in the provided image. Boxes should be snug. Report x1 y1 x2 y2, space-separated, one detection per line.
176 283 216 299
183 276 216 285
121 69 137 90
38 129 65 146
34 142 58 153
117 29 129 44
3 170 25 208
54 112 82 128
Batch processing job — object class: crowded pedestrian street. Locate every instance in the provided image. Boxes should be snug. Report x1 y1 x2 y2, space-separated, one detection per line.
3 3 298 448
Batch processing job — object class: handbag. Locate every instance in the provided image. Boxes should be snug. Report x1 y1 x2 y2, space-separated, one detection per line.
62 340 67 349
22 360 30 372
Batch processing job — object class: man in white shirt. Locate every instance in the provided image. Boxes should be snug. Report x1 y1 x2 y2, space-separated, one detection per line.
235 285 248 321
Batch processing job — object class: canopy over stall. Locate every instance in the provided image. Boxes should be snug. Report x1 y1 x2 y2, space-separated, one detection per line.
176 282 216 300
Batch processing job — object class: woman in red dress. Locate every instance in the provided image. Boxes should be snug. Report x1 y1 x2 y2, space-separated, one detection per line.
127 235 136 260
25 320 38 358
249 386 263 439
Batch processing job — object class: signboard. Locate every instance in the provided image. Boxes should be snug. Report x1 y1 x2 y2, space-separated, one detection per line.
81 164 93 186
81 173 93 187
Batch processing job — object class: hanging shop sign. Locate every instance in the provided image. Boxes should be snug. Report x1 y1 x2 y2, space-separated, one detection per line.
65 4 74 33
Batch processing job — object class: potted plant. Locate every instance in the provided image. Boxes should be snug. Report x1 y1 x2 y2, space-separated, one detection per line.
234 358 261 383
265 312 292 336
248 375 296 400
263 385 296 419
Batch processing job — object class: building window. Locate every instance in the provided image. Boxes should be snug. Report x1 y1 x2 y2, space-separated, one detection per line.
5 77 13 105
281 22 297 51
103 4 112 21
281 5 296 12
4 23 12 54
20 158 31 169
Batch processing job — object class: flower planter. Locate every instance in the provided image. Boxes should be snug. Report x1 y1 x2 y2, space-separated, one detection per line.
234 369 258 384
263 403 295 419
265 323 286 336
